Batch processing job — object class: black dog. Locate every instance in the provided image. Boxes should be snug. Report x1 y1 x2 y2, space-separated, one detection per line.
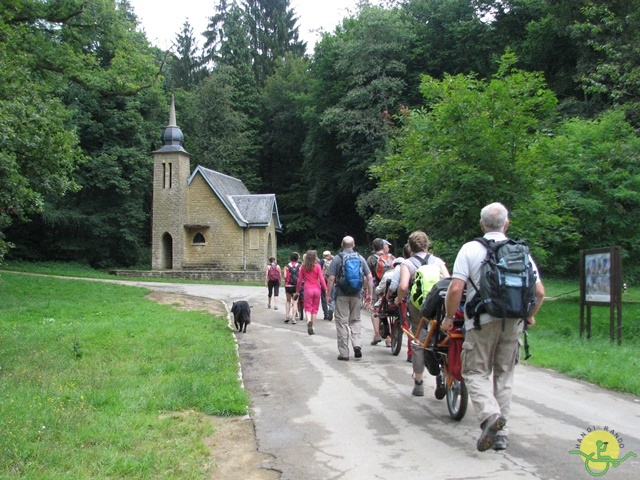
231 301 251 333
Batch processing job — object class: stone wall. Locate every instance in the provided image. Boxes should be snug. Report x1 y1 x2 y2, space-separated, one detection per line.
110 269 263 283
186 173 245 269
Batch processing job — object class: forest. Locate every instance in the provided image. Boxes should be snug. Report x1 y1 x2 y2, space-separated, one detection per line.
2 0 640 280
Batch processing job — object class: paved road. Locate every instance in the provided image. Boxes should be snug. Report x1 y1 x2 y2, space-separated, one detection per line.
113 280 640 479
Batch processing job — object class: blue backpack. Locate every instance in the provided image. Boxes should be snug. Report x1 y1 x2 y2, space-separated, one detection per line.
338 251 364 294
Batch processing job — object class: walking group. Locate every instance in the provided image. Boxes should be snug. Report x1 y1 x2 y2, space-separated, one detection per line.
264 202 545 452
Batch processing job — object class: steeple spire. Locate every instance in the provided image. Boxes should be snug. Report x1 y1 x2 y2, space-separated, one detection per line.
154 94 189 154
169 94 177 127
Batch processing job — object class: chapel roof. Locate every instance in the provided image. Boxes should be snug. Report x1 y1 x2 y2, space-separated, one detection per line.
189 165 282 231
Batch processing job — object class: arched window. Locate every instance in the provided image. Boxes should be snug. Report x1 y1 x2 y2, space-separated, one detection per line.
193 232 205 244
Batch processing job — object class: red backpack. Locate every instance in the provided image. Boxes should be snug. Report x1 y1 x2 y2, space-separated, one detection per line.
376 253 394 281
268 264 280 281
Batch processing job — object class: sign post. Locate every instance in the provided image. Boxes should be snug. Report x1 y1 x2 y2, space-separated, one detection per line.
579 246 622 345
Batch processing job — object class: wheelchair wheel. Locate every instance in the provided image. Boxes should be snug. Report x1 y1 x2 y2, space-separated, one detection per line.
446 378 468 421
390 317 403 356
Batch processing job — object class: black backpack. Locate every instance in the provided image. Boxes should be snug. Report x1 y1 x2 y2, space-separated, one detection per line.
420 277 453 320
465 237 537 330
287 263 300 286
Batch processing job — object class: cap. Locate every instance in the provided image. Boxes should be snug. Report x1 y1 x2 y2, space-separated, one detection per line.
383 239 392 246
323 250 331 257
392 257 403 266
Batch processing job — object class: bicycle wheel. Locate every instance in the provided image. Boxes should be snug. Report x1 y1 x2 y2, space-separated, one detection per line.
390 317 403 356
446 378 468 421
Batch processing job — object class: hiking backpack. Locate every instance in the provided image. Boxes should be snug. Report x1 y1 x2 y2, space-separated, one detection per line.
420 277 453 320
268 264 280 282
375 253 394 282
338 251 364 294
322 257 332 279
409 254 441 309
466 237 537 329
287 263 300 286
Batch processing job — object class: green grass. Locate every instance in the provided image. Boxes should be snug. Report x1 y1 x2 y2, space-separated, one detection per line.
525 278 640 396
0 260 262 286
0 272 248 479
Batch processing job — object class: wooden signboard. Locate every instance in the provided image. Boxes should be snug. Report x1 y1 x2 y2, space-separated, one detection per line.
579 246 623 345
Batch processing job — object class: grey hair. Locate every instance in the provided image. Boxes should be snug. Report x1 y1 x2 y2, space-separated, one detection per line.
480 203 509 231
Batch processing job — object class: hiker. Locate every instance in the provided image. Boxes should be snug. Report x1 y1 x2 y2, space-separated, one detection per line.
373 256 404 347
326 236 373 361
265 257 281 310
284 252 301 324
444 202 544 452
297 250 327 335
321 250 334 320
387 243 413 362
395 231 449 397
366 238 394 345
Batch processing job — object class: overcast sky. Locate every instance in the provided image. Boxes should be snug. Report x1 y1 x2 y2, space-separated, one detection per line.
128 0 378 52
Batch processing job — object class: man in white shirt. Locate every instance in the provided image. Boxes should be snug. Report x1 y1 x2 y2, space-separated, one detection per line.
444 203 545 452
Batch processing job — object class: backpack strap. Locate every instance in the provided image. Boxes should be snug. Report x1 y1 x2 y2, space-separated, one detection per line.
409 253 430 270
469 238 490 330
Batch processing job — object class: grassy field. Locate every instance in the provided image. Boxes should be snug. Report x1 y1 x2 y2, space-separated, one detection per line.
1 263 638 477
0 271 248 479
529 278 640 395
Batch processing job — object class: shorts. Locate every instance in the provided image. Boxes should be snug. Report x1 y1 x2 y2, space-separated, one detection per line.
285 286 296 294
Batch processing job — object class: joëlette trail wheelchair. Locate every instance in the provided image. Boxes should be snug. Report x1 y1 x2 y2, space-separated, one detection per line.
402 278 468 421
373 280 405 356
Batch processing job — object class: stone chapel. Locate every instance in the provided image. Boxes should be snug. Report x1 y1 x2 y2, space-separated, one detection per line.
151 97 282 272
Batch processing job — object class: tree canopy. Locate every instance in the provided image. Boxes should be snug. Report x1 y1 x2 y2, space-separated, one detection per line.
4 0 640 280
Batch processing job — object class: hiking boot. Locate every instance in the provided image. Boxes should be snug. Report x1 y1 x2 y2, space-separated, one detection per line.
337 356 349 361
267 304 271 309
307 321 314 335
434 374 446 400
371 335 382 345
412 381 424 397
284 317 290 323
274 306 278 310
292 319 297 325
493 435 509 451
406 354 412 363
328 311 333 321
477 414 507 452
354 346 362 358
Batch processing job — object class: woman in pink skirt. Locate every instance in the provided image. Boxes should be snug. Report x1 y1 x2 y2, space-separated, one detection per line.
297 250 327 335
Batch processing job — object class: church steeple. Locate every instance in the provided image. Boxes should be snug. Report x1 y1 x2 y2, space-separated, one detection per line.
154 94 189 154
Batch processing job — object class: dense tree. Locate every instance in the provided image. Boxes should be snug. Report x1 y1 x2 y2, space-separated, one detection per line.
3 0 166 266
303 5 415 243
402 0 497 87
258 55 313 242
181 66 261 191
372 54 559 265
168 21 207 91
243 0 306 86
0 46 84 261
535 110 640 277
